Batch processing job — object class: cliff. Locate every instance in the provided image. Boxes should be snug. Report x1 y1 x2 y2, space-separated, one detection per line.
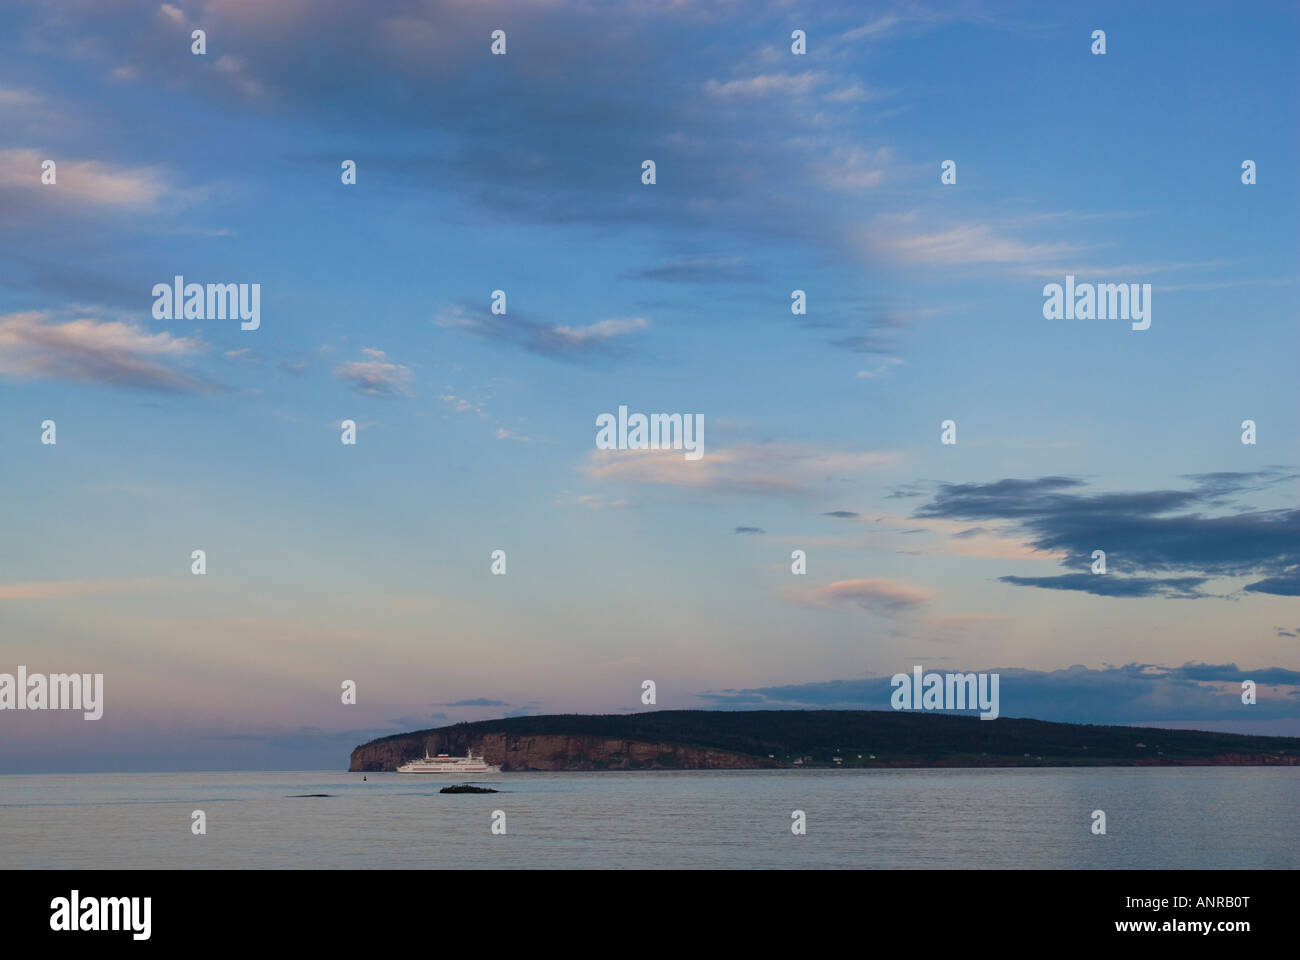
348 710 1300 771
350 730 776 772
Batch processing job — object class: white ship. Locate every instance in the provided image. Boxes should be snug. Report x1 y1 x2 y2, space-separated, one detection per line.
396 748 500 774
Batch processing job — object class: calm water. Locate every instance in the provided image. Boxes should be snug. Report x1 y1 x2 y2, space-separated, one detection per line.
1 768 1296 869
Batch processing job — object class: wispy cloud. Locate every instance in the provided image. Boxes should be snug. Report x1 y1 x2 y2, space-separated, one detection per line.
858 212 1083 267
625 254 757 285
0 577 164 600
704 71 824 99
583 444 900 498
435 304 648 361
807 146 891 192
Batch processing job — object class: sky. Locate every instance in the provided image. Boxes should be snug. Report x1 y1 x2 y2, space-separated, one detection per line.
0 0 1297 772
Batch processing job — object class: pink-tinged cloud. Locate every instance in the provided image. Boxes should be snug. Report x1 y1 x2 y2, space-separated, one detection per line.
333 347 413 397
0 578 164 600
0 311 214 393
857 212 1082 267
0 148 171 210
582 444 900 498
786 577 934 616
838 512 1065 561
549 316 648 345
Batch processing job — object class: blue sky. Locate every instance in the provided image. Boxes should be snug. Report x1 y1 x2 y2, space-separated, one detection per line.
1 0 1297 771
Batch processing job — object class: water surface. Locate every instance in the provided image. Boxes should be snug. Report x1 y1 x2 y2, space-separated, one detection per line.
2 768 1295 868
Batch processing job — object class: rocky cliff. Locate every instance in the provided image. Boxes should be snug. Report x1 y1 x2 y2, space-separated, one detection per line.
349 731 778 772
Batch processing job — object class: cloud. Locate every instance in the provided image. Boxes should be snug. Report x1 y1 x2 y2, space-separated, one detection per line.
807 147 890 192
734 526 765 535
0 578 165 600
0 87 65 135
856 357 904 379
786 577 933 616
857 212 1083 268
823 510 859 519
998 574 1210 599
704 71 824 99
824 82 888 103
839 10 987 45
1242 572 1300 597
914 473 1300 598
814 302 922 372
0 148 173 211
0 87 44 109
438 391 488 418
841 13 906 41
550 316 648 347
25 0 924 271
695 662 1300 726
435 305 647 361
582 444 900 498
158 4 185 27
441 698 508 707
332 347 412 397
0 310 215 393
625 254 757 285
214 54 267 100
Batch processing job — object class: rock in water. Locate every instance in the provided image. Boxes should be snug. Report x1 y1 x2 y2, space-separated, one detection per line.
440 783 498 794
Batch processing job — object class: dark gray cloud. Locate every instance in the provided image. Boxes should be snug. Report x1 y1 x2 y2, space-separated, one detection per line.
1184 468 1300 501
886 483 928 499
1243 572 1300 597
915 473 1299 598
696 662 1300 726
998 574 1209 599
822 510 859 518
441 698 508 707
734 526 765 534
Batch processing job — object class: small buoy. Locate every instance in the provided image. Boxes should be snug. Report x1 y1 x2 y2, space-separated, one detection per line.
363 775 367 781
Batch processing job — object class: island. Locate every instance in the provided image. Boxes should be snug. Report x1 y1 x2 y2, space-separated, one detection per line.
349 710 1299 771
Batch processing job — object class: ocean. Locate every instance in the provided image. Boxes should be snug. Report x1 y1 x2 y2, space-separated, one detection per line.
2 767 1296 869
